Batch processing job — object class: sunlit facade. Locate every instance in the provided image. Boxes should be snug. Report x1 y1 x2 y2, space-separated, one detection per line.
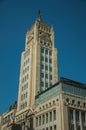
0 16 86 130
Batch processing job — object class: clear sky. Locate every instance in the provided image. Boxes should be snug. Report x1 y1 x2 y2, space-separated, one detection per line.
0 0 86 115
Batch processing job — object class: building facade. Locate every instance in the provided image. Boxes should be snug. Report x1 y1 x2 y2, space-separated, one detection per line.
34 78 86 130
0 16 86 130
0 109 16 130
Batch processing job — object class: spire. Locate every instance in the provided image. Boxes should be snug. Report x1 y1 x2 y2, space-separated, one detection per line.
38 10 42 21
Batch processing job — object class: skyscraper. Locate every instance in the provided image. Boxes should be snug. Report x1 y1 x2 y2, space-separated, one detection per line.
17 16 58 112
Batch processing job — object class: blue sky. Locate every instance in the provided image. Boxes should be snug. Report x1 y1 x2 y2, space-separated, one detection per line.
0 0 86 115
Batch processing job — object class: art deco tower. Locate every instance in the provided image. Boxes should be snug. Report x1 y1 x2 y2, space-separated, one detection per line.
17 16 58 112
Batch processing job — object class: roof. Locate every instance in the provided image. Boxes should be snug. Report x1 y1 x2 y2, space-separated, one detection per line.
35 77 86 98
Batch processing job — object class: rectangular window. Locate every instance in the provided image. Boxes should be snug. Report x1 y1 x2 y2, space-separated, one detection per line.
50 75 52 80
45 83 48 88
50 112 52 122
49 58 52 63
41 64 44 69
40 81 44 87
42 115 45 124
41 48 44 53
54 125 56 130
70 124 74 130
45 57 48 62
69 109 73 121
82 112 85 122
41 73 44 78
36 117 38 127
76 110 80 122
41 56 44 61
46 113 48 123
53 110 56 120
45 49 48 55
50 126 52 130
39 116 41 126
50 67 52 72
49 50 52 56
45 65 48 70
45 74 48 78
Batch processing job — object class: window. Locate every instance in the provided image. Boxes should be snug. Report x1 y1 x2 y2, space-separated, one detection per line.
36 117 38 127
41 86 44 91
53 110 56 120
45 49 48 55
50 112 52 122
45 65 48 70
54 125 56 130
41 56 44 61
70 124 74 130
50 67 52 72
81 112 85 122
72 100 75 105
39 116 41 126
41 73 44 78
45 74 48 78
49 102 51 106
41 64 44 69
50 126 52 130
50 75 52 80
49 50 52 56
69 109 73 121
49 59 52 63
42 115 45 124
76 110 80 122
46 104 48 108
41 48 44 53
77 101 80 106
41 81 44 87
45 57 48 62
26 92 28 98
45 83 48 88
46 113 48 123
66 98 69 103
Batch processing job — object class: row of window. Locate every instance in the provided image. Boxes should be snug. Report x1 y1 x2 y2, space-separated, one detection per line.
24 50 30 59
2 113 14 124
66 98 86 108
40 40 52 47
41 48 52 56
41 56 52 64
16 114 26 122
38 25 50 33
39 100 57 111
40 81 52 89
20 101 27 109
69 109 86 123
23 66 29 75
41 64 52 71
70 124 86 130
41 73 52 79
23 58 29 66
21 92 28 100
22 83 28 91
22 74 29 83
37 125 56 130
36 110 56 127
